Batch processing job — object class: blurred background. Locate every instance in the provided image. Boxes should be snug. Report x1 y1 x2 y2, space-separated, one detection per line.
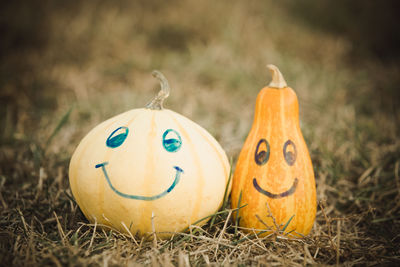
1 0 400 264
1 0 399 150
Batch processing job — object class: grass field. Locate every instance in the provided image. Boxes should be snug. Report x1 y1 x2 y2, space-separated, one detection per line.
1 0 399 265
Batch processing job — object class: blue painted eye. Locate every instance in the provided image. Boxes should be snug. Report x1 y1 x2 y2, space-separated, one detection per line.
162 129 182 152
106 126 129 148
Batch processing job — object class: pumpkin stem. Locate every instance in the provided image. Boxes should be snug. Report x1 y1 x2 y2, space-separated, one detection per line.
146 70 170 110
267 64 287 88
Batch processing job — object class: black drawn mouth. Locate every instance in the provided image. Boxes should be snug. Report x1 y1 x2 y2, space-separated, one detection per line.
253 177 298 199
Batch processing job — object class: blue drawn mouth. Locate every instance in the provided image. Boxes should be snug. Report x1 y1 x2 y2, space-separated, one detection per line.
95 162 183 200
253 177 298 199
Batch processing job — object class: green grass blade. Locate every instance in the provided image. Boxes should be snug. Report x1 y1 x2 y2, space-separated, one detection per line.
281 215 295 232
222 157 234 210
234 190 243 236
46 106 73 148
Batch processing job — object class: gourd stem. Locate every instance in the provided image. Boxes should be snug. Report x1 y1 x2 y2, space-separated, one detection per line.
146 70 170 110
267 64 287 88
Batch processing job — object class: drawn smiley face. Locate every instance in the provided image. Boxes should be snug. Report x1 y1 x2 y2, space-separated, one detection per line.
252 139 298 198
95 126 184 200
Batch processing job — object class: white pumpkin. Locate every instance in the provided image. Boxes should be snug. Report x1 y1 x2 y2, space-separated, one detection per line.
69 71 230 238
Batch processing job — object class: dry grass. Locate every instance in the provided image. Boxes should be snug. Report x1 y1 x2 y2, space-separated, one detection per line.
1 0 399 265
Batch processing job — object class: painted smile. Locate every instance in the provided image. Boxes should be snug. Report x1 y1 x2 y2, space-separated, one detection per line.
253 177 298 199
95 162 184 200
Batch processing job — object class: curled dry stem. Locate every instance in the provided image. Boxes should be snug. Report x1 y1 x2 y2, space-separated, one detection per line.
146 70 170 110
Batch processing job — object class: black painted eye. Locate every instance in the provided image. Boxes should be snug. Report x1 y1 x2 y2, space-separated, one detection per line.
162 129 182 153
283 140 297 166
106 126 129 148
255 139 270 165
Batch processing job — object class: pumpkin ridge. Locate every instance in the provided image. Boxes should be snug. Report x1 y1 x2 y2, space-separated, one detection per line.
169 114 205 226
275 88 288 227
283 90 298 234
236 136 255 223
102 110 145 229
188 118 229 185
100 119 136 226
255 90 274 229
138 112 157 233
237 89 268 223
102 121 129 223
71 119 117 221
100 122 128 224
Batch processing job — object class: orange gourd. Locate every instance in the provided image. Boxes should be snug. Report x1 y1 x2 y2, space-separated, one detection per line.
231 65 316 237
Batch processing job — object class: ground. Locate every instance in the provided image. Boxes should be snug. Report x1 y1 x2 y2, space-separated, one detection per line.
1 0 399 266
